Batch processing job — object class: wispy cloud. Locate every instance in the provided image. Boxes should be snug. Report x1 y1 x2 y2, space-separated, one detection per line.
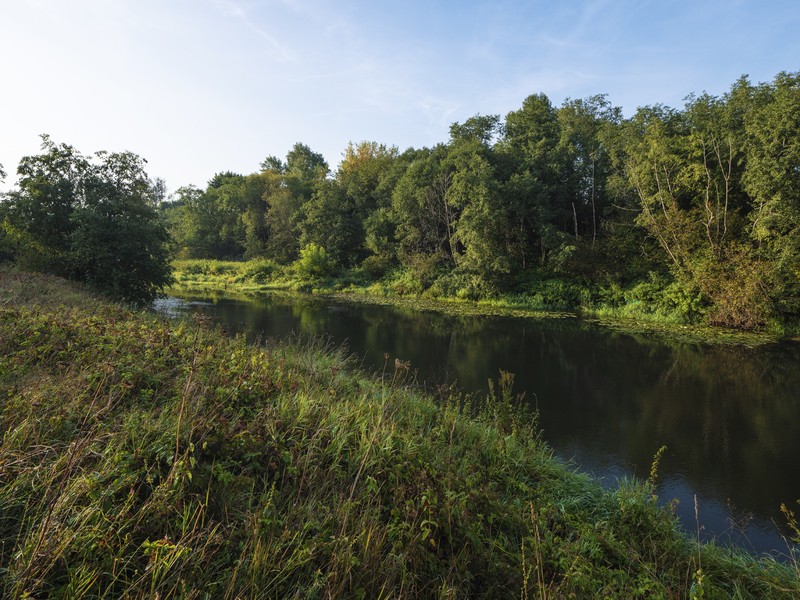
3 0 798 190
209 0 295 63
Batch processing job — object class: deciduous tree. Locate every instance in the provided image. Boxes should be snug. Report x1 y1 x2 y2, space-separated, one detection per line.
2 136 172 304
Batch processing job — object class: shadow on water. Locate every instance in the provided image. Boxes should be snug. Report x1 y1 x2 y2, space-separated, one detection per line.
155 292 800 558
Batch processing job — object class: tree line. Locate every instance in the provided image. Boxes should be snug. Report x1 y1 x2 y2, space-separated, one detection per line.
161 72 800 329
1 71 798 327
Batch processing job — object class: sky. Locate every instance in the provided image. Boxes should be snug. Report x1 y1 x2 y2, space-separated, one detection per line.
1 0 799 193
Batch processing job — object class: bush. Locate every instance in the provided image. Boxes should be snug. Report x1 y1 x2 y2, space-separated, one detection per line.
427 270 493 301
239 258 280 283
360 254 394 279
294 243 337 279
525 278 593 312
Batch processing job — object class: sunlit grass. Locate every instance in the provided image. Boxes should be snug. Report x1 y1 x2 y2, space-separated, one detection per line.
4 270 797 597
169 259 783 347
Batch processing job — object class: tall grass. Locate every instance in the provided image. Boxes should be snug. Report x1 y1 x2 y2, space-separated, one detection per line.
1 270 798 598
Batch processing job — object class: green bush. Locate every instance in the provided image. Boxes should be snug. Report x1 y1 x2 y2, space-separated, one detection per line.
360 254 394 279
526 278 593 311
294 243 337 279
239 258 280 283
427 270 492 301
619 274 706 323
206 260 240 276
384 267 424 295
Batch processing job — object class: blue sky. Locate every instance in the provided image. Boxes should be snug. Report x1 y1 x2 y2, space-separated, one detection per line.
1 0 798 192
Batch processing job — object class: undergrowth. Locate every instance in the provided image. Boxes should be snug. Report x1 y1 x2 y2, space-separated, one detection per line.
170 259 795 345
1 270 798 598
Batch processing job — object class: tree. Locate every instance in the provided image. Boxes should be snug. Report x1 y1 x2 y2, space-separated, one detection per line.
261 143 329 264
742 71 800 319
205 172 249 258
497 94 569 268
335 141 400 265
3 136 88 271
615 87 780 328
616 105 699 274
70 151 173 303
166 185 222 258
557 95 621 244
263 172 302 263
300 179 358 265
2 136 173 304
239 173 271 259
446 115 510 284
285 143 329 199
391 145 456 265
260 155 285 173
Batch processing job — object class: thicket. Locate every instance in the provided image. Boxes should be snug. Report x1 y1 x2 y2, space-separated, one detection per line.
161 72 800 331
1 271 799 598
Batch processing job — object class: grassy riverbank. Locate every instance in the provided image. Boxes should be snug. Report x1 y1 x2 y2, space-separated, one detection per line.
2 270 799 598
170 258 787 347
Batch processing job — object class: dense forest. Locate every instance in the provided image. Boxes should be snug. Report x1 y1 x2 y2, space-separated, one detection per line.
2 71 799 329
160 72 800 330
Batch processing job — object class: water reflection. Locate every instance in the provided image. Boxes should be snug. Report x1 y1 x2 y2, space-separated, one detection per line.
155 292 800 557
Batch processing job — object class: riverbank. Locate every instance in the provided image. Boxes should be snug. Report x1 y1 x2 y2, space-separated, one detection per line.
171 258 787 347
2 270 799 598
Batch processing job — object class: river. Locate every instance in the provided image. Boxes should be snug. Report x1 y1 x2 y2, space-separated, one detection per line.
154 290 800 558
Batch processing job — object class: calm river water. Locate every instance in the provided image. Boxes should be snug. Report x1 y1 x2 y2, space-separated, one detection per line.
155 291 800 558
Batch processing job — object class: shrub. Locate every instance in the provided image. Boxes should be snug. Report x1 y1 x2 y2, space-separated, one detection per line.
360 254 394 279
294 243 337 279
239 258 280 283
526 278 593 311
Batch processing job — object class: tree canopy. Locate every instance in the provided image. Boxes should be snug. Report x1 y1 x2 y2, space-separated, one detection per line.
1 136 172 304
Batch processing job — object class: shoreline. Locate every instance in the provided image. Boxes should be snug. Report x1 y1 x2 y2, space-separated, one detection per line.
167 278 786 349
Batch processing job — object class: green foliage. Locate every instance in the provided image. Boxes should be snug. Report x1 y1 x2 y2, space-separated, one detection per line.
1 217 65 270
294 243 337 279
300 180 361 265
239 257 280 283
2 136 172 305
741 72 800 323
605 273 706 323
1 272 798 598
8 71 797 329
360 253 394 278
390 145 457 264
426 269 494 301
395 253 444 294
527 279 592 312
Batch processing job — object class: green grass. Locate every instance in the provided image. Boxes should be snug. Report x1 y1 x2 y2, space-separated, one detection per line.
3 269 798 598
170 259 784 347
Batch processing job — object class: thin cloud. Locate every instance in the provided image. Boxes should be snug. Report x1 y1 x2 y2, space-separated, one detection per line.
209 0 296 63
2 0 798 191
